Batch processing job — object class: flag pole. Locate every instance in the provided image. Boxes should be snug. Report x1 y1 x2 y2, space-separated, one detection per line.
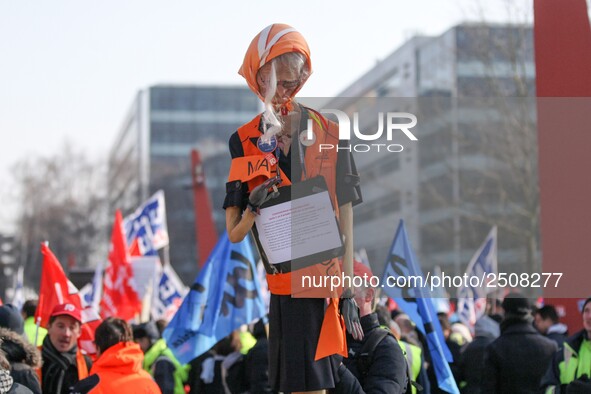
34 316 41 346
35 240 50 346
141 282 153 323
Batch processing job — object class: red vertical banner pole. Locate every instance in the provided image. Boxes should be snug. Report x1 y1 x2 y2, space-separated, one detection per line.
191 149 219 267
534 0 591 331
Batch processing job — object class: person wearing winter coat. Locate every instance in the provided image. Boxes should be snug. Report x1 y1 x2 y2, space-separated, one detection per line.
0 328 41 394
457 315 500 394
333 262 408 394
41 303 92 394
541 297 591 393
482 294 557 393
20 301 46 347
70 317 161 394
0 347 32 394
245 318 274 394
534 305 568 348
132 321 188 394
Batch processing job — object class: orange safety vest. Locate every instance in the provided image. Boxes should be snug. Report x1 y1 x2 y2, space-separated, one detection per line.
228 108 348 360
76 349 89 380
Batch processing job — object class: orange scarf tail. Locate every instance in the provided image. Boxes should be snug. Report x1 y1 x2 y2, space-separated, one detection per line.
314 298 347 361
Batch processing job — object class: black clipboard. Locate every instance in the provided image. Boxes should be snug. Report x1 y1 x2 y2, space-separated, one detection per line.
254 176 344 271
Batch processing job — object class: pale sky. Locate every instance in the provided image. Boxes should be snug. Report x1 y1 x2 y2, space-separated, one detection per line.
0 0 531 232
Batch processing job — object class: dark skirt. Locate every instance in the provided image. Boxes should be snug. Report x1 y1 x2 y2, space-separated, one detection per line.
268 294 339 392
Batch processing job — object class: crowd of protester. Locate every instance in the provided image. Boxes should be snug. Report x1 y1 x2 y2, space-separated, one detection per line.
0 289 589 393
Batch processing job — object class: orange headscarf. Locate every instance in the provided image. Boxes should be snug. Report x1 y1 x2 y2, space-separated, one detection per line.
238 23 312 103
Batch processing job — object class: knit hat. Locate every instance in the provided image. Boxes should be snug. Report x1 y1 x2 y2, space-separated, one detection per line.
581 297 591 312
0 305 24 335
502 293 531 316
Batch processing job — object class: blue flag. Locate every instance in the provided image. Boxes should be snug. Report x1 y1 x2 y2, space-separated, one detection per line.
380 220 459 394
163 232 265 364
457 226 497 328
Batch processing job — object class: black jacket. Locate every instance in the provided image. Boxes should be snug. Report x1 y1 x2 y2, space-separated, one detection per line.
7 382 34 394
9 365 40 394
458 336 495 394
41 336 92 394
457 316 499 394
333 313 407 394
188 351 228 394
482 315 557 393
0 328 41 394
245 321 274 394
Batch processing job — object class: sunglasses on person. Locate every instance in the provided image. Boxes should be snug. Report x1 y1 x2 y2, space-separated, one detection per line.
259 75 300 90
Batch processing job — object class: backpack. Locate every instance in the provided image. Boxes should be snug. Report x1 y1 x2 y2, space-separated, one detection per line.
354 328 421 393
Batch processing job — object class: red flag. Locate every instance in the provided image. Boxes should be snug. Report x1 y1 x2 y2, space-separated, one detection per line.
35 243 76 328
100 210 142 320
35 243 101 356
79 308 102 358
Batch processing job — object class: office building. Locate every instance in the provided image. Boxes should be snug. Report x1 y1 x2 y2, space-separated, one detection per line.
327 24 537 279
108 85 259 281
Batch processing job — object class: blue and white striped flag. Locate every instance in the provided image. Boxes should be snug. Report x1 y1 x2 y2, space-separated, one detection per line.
457 226 497 329
124 190 169 256
152 263 188 321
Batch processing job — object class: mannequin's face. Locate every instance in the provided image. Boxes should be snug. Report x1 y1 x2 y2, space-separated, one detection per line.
257 61 302 106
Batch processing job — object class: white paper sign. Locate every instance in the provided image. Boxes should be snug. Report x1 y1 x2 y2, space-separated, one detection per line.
254 191 342 264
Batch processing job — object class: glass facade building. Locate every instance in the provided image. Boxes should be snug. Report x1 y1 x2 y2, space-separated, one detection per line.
108 85 259 282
